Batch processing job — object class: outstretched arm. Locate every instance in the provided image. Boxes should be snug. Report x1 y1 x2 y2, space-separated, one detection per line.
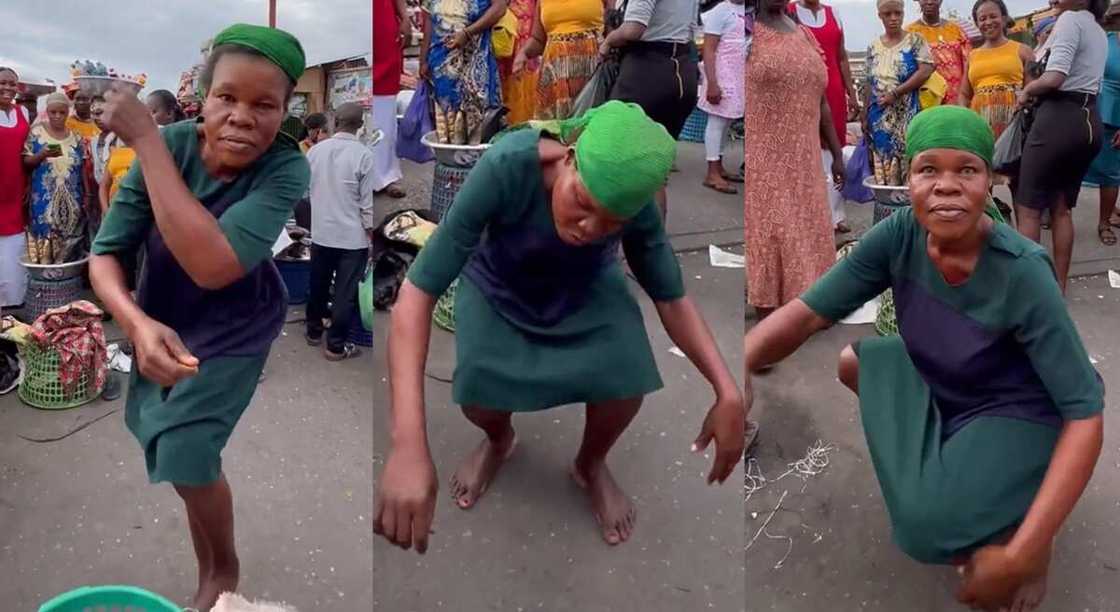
745 299 831 372
655 297 744 484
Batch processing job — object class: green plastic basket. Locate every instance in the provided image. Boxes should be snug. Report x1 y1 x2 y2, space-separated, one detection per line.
433 278 458 333
875 289 899 337
39 585 180 612
18 342 103 410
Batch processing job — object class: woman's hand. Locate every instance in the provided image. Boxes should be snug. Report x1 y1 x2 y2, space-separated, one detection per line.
39 148 62 161
877 89 898 107
1016 90 1034 111
102 86 159 147
130 317 200 387
956 544 1046 610
706 83 723 106
374 443 439 553
512 50 528 75
831 155 846 191
446 30 471 50
847 94 861 121
398 14 412 46
693 390 746 484
599 39 613 58
1111 129 1120 150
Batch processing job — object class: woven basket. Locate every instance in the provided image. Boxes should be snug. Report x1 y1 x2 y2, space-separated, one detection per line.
430 162 473 222
433 278 458 333
39 585 180 612
18 342 103 410
875 289 899 336
680 108 708 143
24 276 84 322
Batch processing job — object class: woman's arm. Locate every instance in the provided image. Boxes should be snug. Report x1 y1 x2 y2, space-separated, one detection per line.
465 0 509 36
958 66 974 108
1020 43 1036 86
838 32 860 116
654 296 744 484
520 1 547 59
98 171 111 215
1021 71 1066 98
819 95 843 164
419 11 432 79
895 62 935 97
745 300 831 371
702 34 722 95
22 149 48 170
957 415 1103 609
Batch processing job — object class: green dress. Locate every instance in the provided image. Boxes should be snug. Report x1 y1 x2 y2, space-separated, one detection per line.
801 208 1104 564
92 120 310 486
407 128 685 411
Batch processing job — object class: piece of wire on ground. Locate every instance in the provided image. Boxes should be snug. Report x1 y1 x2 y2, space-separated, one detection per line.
17 408 121 443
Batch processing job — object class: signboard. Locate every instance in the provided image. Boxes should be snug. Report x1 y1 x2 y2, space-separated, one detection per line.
328 68 372 110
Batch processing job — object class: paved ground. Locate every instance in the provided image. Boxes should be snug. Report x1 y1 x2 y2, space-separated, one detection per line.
746 193 1120 611
372 141 749 611
0 305 374 610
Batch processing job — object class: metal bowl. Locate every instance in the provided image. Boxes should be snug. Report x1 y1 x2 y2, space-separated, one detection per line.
19 256 90 282
862 177 911 206
74 76 143 97
421 131 490 168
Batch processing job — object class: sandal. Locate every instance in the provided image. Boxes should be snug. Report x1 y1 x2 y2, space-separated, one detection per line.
1110 212 1120 228
324 342 363 361
834 222 852 234
722 171 744 184
703 180 737 194
1099 224 1118 246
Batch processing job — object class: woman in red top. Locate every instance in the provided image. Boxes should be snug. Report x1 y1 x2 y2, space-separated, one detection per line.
373 0 411 199
789 0 860 234
0 67 31 308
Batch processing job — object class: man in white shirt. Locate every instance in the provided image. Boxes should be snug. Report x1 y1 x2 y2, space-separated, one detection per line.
305 103 375 361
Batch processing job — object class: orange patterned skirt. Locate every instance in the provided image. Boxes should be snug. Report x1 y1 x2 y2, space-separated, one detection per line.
535 30 601 121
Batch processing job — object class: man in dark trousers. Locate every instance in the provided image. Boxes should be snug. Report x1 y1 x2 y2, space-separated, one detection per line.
305 103 374 360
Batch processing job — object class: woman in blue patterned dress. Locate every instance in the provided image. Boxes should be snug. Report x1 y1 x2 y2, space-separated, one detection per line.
420 0 508 144
863 0 935 186
22 92 93 264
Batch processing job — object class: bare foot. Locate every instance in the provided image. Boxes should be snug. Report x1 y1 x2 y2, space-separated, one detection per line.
571 462 636 545
449 430 517 509
194 560 239 611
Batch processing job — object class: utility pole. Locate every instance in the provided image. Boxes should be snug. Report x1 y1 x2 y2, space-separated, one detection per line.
269 0 277 27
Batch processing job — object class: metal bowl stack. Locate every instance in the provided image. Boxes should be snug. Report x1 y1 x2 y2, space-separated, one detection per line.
862 177 911 225
19 256 90 282
421 131 491 168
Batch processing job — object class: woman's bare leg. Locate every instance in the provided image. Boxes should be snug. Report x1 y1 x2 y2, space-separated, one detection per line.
449 406 517 509
175 474 238 611
838 345 859 394
571 396 643 545
1049 197 1074 294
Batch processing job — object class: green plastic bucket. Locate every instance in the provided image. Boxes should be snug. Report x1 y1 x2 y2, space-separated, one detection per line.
39 585 180 612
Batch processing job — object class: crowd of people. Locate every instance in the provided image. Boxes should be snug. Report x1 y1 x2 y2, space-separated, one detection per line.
372 0 747 205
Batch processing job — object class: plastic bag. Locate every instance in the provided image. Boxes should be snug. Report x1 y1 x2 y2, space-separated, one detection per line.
571 59 620 118
492 10 517 59
359 261 373 332
919 71 948 109
842 138 874 203
396 81 435 163
992 111 1028 176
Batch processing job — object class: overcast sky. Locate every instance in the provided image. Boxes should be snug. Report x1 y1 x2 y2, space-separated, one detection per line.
834 0 1048 49
0 0 369 97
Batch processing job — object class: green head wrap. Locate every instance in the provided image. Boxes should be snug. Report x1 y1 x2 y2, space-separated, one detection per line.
905 105 995 167
211 23 306 85
512 101 675 219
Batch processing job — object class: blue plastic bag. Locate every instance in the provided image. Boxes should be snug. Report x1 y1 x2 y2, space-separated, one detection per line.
842 138 873 203
396 81 435 163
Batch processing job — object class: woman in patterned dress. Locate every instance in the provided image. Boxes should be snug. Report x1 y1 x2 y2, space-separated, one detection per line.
21 92 94 265
420 0 507 144
863 0 936 186
744 0 845 317
514 0 608 120
498 0 539 124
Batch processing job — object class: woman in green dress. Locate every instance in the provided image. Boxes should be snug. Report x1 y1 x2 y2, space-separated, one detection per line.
90 24 309 610
374 101 745 552
744 106 1104 611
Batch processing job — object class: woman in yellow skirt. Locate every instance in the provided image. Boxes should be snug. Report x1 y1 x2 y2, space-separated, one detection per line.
513 0 610 120
960 0 1033 139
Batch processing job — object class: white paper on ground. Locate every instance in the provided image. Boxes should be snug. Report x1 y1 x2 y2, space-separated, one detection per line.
1109 270 1120 288
668 346 686 357
709 244 745 268
840 295 880 325
106 344 132 373
272 231 294 257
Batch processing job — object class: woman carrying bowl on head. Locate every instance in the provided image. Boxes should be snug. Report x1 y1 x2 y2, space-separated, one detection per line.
90 24 310 610
374 101 745 553
22 92 94 265
863 0 935 186
745 106 1104 612
0 67 30 308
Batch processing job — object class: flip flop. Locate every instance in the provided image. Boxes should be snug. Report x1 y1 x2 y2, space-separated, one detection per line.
703 181 737 195
1099 224 1118 246
381 184 407 199
722 172 744 184
1110 214 1120 228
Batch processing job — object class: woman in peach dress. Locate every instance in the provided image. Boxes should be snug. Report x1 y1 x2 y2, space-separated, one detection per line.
744 0 844 317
